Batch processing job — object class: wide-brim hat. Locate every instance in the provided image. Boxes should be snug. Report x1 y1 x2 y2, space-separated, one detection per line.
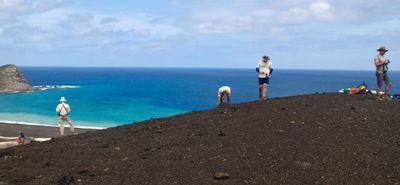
262 55 270 60
377 47 388 52
60 97 67 102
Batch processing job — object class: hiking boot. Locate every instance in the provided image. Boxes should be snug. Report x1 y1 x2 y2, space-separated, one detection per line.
383 95 392 101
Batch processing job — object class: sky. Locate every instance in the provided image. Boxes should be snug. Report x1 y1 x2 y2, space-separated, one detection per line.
0 0 399 70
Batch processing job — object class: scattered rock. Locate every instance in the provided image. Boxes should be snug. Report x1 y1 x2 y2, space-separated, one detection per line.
103 168 110 172
78 169 89 174
290 121 296 124
115 147 121 150
296 161 312 169
95 143 109 149
214 172 230 180
44 160 51 167
144 147 151 152
218 130 226 137
58 173 74 185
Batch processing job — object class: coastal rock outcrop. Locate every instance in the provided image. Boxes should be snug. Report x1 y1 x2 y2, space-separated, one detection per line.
0 64 32 93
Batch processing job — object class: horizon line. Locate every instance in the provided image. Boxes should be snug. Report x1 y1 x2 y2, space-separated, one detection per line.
15 65 396 72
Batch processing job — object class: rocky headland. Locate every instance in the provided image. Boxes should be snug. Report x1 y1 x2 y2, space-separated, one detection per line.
0 64 32 93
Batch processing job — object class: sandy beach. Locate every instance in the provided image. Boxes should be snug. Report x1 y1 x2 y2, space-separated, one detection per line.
0 122 99 138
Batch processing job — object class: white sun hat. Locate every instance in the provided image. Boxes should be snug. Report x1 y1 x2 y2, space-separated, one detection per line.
60 97 67 102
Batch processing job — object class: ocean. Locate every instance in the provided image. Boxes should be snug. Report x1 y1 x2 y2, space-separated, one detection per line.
0 67 399 128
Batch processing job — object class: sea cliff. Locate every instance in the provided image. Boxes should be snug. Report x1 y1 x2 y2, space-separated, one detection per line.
0 64 32 93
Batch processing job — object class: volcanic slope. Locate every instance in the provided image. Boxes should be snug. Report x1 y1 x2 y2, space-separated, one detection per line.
1 93 400 185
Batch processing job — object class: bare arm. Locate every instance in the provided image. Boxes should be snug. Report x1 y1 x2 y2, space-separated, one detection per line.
66 104 71 113
375 58 388 67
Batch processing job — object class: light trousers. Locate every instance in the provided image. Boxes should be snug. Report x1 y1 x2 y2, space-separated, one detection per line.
58 116 74 136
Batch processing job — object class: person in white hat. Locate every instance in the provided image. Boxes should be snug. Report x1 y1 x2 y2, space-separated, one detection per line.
55 97 74 136
374 47 392 98
217 86 231 105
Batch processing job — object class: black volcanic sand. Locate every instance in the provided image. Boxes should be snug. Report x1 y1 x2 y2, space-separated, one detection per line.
1 93 400 185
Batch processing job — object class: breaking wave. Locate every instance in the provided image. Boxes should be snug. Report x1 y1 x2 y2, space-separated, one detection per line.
32 85 80 91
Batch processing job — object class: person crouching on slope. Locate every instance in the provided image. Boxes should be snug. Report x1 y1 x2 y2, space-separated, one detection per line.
56 97 75 136
256 55 273 100
17 131 26 145
218 86 231 105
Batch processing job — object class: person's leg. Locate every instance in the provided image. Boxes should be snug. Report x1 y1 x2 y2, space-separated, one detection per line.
264 84 268 100
383 73 392 95
227 93 230 103
376 72 383 97
262 83 267 99
258 85 263 100
385 82 392 96
220 94 225 104
258 78 264 100
264 77 270 100
66 117 75 133
59 117 64 136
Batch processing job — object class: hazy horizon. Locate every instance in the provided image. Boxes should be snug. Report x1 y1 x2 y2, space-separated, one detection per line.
13 65 398 72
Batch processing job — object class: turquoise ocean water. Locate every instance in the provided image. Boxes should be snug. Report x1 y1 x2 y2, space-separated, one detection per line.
0 67 399 128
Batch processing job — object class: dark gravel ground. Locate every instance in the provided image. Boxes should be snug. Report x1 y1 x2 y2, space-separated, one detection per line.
1 93 400 185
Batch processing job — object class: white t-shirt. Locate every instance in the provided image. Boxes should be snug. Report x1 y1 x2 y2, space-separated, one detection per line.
257 60 273 78
218 86 231 96
56 103 71 116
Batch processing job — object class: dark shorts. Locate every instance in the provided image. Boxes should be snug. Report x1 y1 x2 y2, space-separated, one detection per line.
258 77 270 85
376 72 391 87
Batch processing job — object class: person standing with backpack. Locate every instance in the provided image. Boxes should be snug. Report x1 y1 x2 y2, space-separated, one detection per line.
56 97 75 136
374 47 392 99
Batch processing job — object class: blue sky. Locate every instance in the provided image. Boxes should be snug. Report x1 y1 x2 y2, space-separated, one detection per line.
0 0 399 70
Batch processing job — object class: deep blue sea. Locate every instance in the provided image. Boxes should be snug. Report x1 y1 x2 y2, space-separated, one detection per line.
0 67 399 128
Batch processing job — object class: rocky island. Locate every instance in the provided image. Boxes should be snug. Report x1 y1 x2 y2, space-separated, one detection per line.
0 64 32 93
